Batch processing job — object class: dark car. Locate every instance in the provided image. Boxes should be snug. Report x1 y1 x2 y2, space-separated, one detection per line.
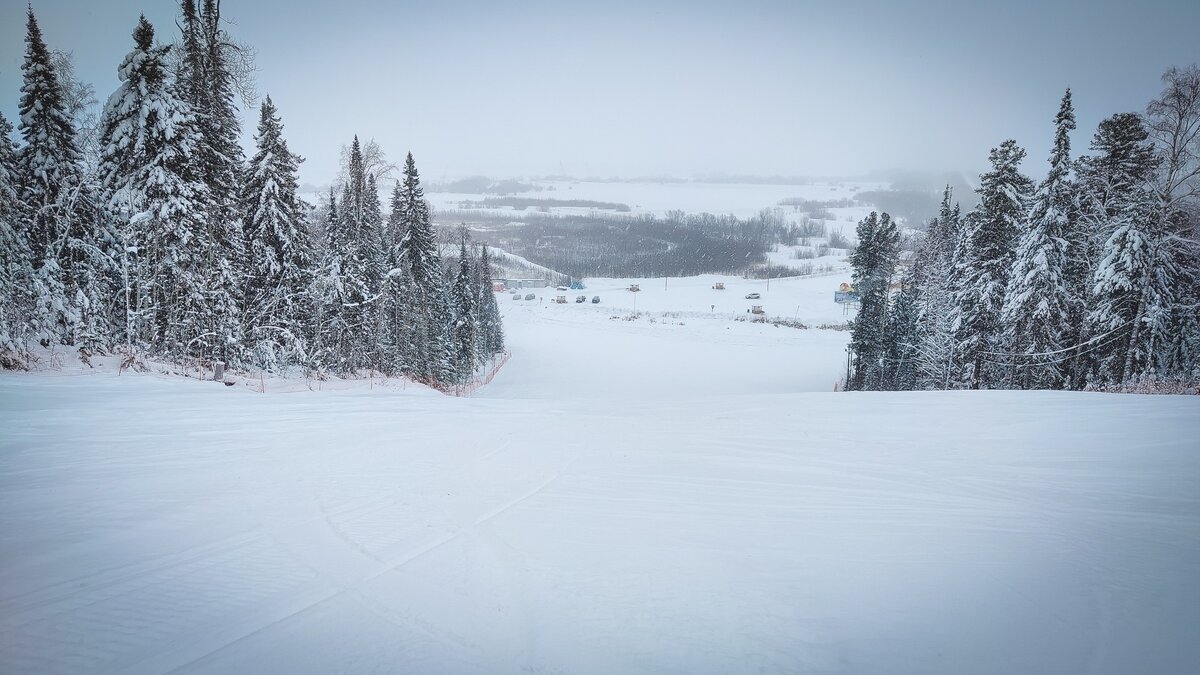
576 295 587 303
524 293 536 301
591 296 600 304
512 293 521 300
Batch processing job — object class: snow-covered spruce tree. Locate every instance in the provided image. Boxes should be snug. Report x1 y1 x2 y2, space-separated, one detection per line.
912 187 961 389
952 140 1034 388
324 138 378 372
97 15 162 353
1075 112 1161 385
883 266 920 391
475 242 505 361
98 17 214 360
178 0 245 365
386 177 408 250
199 0 247 230
1145 65 1200 380
848 211 900 391
240 96 313 370
310 189 353 371
1087 197 1176 385
450 232 478 384
395 152 453 384
378 182 420 378
18 7 117 352
379 259 420 377
361 172 387 369
0 111 34 366
1001 89 1077 389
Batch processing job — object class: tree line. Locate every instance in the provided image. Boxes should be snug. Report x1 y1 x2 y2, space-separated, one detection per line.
0 3 504 387
445 207 802 279
848 72 1199 392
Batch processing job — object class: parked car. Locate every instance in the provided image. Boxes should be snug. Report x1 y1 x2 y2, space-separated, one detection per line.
575 295 587 303
745 292 761 299
555 285 569 291
524 293 536 300
512 293 521 300
591 296 600 304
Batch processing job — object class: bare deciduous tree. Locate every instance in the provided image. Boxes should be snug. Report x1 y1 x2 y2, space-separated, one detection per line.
1147 64 1200 222
50 50 99 166
336 138 398 191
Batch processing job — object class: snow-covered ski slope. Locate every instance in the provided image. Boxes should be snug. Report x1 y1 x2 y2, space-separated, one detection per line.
2 276 1198 674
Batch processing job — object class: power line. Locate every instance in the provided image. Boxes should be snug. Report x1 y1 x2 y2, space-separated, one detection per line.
979 320 1129 360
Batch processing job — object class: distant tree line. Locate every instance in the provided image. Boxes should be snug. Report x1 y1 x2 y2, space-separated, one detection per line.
428 176 538 194
441 208 804 279
458 197 631 212
0 3 504 386
848 73 1200 392
777 197 857 209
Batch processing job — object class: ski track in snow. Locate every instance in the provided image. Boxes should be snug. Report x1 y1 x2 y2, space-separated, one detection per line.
1 274 1199 674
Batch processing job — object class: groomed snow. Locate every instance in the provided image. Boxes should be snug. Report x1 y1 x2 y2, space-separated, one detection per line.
2 282 1198 674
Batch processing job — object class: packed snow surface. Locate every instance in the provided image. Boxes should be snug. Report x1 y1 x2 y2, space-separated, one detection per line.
2 281 1198 674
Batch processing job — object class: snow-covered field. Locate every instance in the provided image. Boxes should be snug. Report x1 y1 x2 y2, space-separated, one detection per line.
510 272 855 327
2 280 1198 674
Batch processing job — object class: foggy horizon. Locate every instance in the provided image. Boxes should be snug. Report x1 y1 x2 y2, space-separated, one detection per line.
2 0 1198 187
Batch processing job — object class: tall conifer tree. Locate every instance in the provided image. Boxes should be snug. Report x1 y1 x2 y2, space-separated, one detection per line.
953 140 1034 388
98 17 213 359
848 211 900 390
1076 112 1162 384
475 243 505 360
396 152 452 383
0 112 32 363
18 7 114 349
450 232 478 383
913 187 961 389
1002 90 1076 389
241 96 312 368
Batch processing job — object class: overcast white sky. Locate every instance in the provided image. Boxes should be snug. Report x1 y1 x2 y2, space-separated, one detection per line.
2 0 1198 187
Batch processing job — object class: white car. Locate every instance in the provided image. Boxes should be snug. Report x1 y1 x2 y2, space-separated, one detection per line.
745 292 761 299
